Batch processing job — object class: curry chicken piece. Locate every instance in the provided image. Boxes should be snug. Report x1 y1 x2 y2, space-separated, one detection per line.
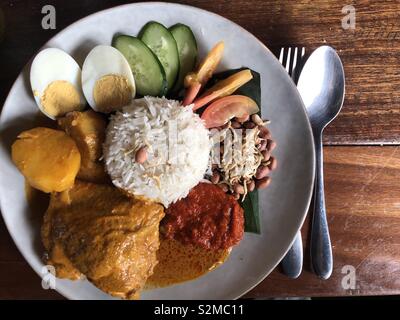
41 180 165 299
58 110 108 183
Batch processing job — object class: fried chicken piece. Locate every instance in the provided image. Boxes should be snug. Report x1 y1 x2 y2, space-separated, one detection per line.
58 110 108 183
41 180 164 299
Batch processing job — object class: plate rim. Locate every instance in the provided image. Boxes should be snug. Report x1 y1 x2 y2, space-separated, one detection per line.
0 1 315 300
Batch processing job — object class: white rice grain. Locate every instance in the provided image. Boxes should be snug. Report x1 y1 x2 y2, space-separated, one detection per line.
103 97 210 207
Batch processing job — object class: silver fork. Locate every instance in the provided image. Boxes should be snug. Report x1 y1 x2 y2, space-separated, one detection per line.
279 47 306 279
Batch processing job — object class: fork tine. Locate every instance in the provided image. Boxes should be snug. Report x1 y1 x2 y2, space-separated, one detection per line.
279 47 306 80
301 47 306 58
279 47 285 65
285 47 292 74
291 47 298 77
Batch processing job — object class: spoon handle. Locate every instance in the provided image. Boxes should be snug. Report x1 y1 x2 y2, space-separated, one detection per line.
310 131 333 279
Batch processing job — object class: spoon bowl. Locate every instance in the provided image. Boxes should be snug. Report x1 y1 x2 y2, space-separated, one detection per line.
298 46 345 132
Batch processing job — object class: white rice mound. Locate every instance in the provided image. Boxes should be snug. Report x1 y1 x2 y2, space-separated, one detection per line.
103 96 211 207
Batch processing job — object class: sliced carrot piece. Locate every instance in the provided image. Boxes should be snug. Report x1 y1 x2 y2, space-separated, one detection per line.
183 41 225 105
182 82 201 106
195 41 225 85
192 69 253 110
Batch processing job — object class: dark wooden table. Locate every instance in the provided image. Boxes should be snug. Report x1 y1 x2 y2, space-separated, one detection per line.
1 0 400 299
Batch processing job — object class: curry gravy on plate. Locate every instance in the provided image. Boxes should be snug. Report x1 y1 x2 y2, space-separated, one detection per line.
146 238 230 288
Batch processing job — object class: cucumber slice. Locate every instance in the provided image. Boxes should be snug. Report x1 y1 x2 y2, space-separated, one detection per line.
112 35 167 97
170 23 198 93
139 21 180 93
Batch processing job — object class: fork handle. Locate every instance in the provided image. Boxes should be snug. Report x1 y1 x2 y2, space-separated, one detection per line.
310 131 333 279
281 231 303 278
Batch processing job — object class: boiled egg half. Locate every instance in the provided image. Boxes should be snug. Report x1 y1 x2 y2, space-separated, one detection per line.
82 45 136 113
30 48 86 119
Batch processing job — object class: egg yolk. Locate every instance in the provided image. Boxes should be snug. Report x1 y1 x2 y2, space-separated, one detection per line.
93 75 132 112
40 80 82 118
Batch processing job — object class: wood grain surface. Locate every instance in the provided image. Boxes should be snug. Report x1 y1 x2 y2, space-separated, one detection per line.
1 0 400 299
246 146 400 298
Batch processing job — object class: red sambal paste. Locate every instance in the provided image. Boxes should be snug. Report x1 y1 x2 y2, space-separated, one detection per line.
162 183 244 250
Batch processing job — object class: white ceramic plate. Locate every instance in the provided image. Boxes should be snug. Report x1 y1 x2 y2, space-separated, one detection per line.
0 2 315 300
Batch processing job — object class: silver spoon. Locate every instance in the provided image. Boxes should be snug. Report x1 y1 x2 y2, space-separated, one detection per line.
297 46 345 279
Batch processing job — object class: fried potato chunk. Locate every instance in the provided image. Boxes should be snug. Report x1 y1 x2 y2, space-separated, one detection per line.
58 110 108 183
11 127 80 193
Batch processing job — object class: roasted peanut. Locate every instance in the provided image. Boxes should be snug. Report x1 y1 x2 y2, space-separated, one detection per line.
246 179 256 192
267 139 277 151
268 157 277 170
256 177 271 189
244 121 256 129
211 171 220 184
251 114 264 126
231 120 242 129
135 146 148 164
255 165 270 179
258 139 267 151
258 125 271 139
261 149 271 161
233 183 245 194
